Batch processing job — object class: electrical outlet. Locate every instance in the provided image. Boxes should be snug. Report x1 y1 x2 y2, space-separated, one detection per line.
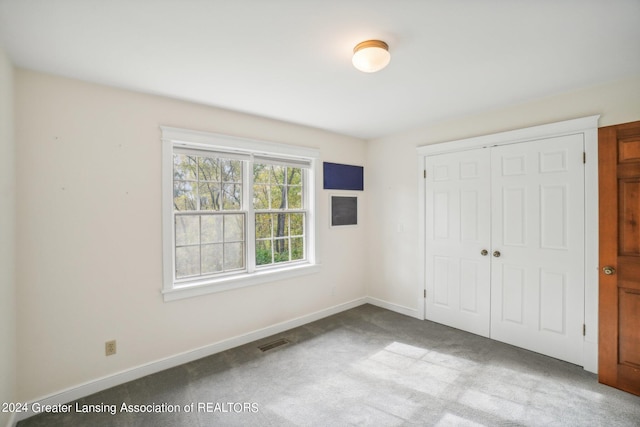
105 340 117 356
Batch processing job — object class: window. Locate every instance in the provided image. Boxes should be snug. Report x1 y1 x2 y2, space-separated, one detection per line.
254 162 305 266
162 127 319 301
173 153 245 278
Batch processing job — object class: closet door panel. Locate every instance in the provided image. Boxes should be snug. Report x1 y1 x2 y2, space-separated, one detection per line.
490 134 584 365
425 149 491 337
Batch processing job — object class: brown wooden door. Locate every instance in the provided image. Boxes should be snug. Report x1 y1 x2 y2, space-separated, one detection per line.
599 120 640 395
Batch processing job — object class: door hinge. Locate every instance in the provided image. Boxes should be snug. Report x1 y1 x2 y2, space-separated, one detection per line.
424 170 427 179
424 289 426 298
583 324 586 336
583 152 586 164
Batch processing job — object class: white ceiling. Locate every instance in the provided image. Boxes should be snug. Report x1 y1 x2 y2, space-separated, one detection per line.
1 0 639 140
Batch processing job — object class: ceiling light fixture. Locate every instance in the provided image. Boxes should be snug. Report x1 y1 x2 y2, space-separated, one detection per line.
352 40 390 73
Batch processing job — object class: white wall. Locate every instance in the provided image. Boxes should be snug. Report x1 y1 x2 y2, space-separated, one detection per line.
15 69 367 401
365 74 640 313
13 64 640 405
0 46 16 427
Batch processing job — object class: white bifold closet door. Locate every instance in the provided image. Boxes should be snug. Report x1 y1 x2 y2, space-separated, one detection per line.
490 134 584 365
425 148 492 338
425 133 585 365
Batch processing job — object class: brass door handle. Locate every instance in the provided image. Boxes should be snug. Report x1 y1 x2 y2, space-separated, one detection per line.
481 249 488 256
603 266 616 275
493 251 501 258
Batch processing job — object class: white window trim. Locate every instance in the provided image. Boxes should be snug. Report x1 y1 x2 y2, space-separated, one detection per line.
161 126 321 302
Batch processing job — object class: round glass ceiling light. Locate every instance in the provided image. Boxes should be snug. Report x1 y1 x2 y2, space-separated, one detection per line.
352 40 390 73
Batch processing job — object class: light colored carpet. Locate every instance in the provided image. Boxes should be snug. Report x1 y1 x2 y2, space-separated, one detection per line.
18 304 640 426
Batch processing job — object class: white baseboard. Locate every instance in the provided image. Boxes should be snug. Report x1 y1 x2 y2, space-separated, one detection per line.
11 297 368 426
365 296 422 320
5 413 15 427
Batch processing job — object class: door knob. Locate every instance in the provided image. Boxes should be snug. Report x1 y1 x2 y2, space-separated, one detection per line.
493 250 501 258
481 249 488 256
603 266 616 275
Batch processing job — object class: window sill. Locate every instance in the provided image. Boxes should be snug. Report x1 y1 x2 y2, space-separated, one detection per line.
162 263 321 302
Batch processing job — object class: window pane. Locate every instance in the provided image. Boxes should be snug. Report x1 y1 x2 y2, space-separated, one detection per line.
255 214 272 239
176 246 200 278
198 156 220 182
290 213 304 236
222 183 242 210
291 237 304 261
253 164 270 183
273 238 289 263
253 184 269 209
199 182 221 210
270 165 286 185
174 181 197 211
222 159 242 182
175 216 199 246
201 215 223 244
224 214 244 241
224 242 244 270
288 168 302 185
255 240 272 266
288 185 302 209
273 213 289 238
173 154 197 181
270 185 284 209
201 244 223 274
